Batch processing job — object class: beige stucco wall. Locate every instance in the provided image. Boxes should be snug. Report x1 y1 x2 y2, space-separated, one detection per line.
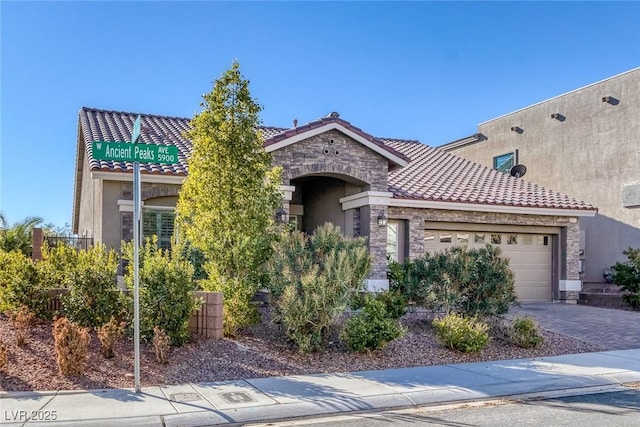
76 156 102 243
445 68 640 283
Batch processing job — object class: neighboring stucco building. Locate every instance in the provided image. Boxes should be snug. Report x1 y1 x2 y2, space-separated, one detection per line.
73 107 596 302
441 68 639 286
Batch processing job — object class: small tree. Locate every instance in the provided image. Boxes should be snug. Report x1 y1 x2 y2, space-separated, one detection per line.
176 61 282 332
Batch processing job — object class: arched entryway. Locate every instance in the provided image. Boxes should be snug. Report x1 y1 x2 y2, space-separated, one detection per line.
289 173 369 236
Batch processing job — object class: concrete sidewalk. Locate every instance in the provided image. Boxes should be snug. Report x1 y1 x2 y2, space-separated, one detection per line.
2 349 640 426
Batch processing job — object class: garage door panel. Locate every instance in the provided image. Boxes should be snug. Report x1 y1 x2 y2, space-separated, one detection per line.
424 230 552 302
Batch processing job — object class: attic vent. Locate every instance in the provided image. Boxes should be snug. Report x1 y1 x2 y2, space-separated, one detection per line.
322 148 330 155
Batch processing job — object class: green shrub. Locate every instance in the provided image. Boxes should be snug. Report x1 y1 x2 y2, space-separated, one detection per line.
38 243 79 289
0 250 49 317
375 290 408 320
341 295 404 353
390 245 518 317
433 313 489 353
123 238 199 345
509 316 544 349
611 248 640 310
266 223 371 353
60 244 122 328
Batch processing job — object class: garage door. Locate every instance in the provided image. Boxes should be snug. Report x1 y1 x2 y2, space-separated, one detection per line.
424 230 552 302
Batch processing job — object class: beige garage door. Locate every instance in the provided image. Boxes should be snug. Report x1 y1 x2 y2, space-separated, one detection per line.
424 230 552 302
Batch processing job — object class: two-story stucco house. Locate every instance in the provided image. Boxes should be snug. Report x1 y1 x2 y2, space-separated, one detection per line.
73 107 596 302
441 67 639 287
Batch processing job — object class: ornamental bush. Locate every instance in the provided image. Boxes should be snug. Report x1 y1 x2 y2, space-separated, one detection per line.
341 295 404 353
509 316 544 349
611 247 640 310
0 250 49 318
122 238 199 346
266 223 371 353
390 245 518 317
433 313 489 353
60 244 122 328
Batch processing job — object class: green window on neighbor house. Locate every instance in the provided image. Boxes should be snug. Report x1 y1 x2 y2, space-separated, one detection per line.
142 209 175 251
493 151 516 174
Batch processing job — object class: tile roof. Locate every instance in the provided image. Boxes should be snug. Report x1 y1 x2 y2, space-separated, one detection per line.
386 139 594 211
77 107 595 212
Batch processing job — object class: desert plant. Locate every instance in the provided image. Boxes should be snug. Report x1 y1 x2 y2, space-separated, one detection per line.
53 317 91 375
0 250 49 317
122 238 199 345
8 305 35 347
266 223 371 353
97 316 125 359
60 244 122 328
433 313 489 353
0 340 7 371
611 247 640 310
509 316 544 349
341 295 404 353
152 326 170 364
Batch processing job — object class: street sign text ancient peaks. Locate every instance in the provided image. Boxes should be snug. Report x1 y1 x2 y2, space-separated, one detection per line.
92 141 179 164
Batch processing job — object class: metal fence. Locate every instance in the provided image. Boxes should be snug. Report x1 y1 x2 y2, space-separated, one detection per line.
44 235 94 251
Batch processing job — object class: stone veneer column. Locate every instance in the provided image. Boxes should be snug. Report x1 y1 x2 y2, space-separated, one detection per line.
559 220 582 302
367 204 389 289
408 217 425 259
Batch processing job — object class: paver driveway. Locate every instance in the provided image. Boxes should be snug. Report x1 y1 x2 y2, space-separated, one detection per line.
509 303 640 350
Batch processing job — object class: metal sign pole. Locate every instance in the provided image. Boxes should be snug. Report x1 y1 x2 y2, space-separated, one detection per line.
132 116 142 394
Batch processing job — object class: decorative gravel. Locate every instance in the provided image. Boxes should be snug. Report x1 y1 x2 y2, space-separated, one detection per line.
0 309 605 392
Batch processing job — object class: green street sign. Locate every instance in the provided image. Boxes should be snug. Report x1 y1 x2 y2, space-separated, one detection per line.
92 141 179 164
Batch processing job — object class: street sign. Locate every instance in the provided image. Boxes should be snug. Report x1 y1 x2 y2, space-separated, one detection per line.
92 141 179 164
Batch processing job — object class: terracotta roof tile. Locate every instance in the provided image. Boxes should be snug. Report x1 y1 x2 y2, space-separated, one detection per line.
78 107 595 212
386 140 594 211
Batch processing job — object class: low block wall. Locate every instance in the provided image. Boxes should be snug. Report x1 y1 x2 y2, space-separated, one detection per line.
44 288 223 340
189 291 224 339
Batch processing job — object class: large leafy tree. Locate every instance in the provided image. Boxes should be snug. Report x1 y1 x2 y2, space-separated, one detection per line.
176 62 282 333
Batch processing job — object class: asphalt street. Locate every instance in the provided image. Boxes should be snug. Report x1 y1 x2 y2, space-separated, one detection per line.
248 388 640 427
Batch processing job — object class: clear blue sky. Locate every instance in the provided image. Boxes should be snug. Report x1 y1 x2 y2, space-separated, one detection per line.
1 1 639 229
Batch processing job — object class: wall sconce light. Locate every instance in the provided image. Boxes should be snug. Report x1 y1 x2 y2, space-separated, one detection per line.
551 113 565 122
275 207 287 224
510 126 523 134
602 96 619 105
377 210 388 227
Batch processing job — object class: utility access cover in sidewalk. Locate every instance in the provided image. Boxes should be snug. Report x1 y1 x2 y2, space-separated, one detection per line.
219 391 256 404
170 393 203 402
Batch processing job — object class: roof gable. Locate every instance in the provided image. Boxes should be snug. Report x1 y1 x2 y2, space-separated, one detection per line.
262 113 409 171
